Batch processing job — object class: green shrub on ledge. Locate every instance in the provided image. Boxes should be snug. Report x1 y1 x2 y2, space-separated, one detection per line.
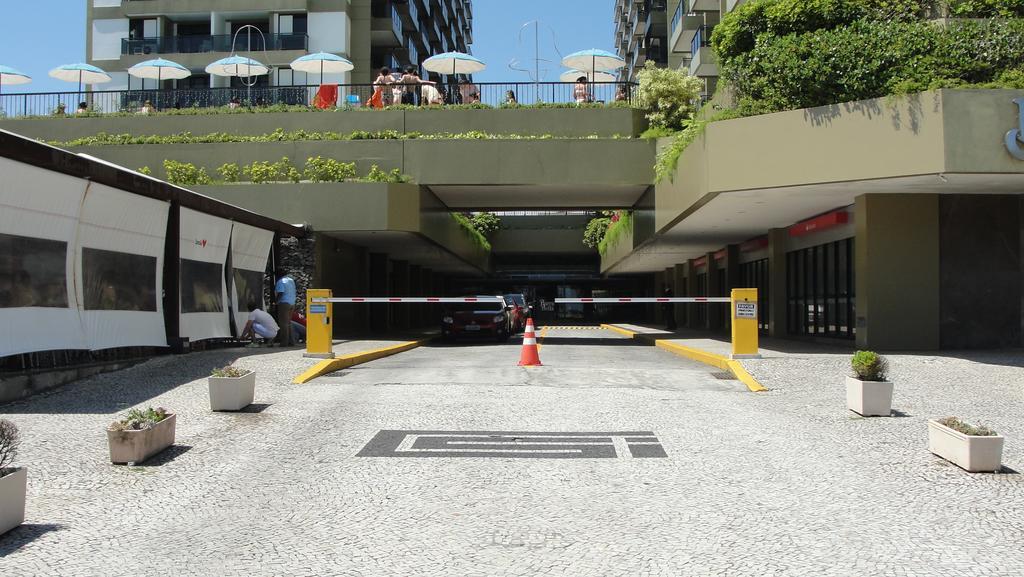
217 163 240 183
451 212 492 252
597 211 633 257
304 157 357 182
163 160 211 186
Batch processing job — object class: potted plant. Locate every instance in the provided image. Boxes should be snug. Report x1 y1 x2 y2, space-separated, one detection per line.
208 365 256 411
0 419 26 535
928 417 1004 473
846 350 893 417
107 407 176 465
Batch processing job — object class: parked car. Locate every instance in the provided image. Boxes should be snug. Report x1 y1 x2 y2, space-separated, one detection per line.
503 293 530 331
441 297 515 341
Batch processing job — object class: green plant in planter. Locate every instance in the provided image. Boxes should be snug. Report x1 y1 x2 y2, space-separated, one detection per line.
0 419 20 475
217 162 241 183
137 166 152 176
304 156 356 182
108 407 169 432
211 365 250 378
163 160 211 186
937 416 997 436
244 160 277 184
851 350 888 381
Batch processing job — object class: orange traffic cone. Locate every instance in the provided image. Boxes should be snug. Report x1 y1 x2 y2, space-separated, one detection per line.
518 318 543 366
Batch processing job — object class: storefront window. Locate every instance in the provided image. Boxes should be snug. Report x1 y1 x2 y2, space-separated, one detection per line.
786 238 855 339
82 248 157 311
0 233 68 308
181 259 224 313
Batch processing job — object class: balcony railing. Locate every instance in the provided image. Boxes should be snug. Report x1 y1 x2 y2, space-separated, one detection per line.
671 0 684 38
691 24 713 54
122 34 308 56
0 81 638 118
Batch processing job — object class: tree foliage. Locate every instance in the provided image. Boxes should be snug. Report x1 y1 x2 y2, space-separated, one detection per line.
635 61 705 131
713 0 1024 114
469 212 502 238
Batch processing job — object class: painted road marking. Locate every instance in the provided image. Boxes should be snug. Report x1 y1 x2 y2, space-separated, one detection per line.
357 431 668 459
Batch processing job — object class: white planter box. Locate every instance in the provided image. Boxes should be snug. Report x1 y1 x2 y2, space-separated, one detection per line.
107 414 176 465
928 419 1004 473
208 372 256 411
0 467 26 535
846 376 893 417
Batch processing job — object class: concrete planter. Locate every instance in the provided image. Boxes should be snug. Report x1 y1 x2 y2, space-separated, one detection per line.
846 376 893 417
107 414 176 465
208 372 256 411
928 420 1004 473
0 467 26 535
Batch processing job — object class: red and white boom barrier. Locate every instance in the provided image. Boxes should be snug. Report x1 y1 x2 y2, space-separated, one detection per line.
311 297 505 304
554 297 732 304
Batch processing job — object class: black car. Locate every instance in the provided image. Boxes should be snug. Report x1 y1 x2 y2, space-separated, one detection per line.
441 296 514 341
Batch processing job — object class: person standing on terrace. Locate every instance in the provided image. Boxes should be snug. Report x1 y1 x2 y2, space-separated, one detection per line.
368 67 392 109
574 76 592 104
400 67 435 106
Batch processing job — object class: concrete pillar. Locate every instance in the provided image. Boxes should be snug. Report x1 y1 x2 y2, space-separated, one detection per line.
653 270 665 324
855 194 940 350
686 258 701 329
767 228 788 338
368 252 389 333
391 260 410 330
707 252 721 331
673 263 686 329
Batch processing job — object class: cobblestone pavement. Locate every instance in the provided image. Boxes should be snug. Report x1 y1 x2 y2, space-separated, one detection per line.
0 329 1022 576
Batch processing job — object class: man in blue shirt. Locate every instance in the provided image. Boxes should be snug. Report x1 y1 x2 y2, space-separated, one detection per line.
274 270 297 346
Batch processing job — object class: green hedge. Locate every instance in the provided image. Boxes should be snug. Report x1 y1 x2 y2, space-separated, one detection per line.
718 10 1024 113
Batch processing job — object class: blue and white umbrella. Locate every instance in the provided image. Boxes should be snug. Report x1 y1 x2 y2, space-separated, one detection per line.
129 59 190 110
129 58 191 82
560 69 616 83
561 49 625 81
290 52 354 84
423 51 486 78
205 55 270 78
49 62 111 102
0 65 31 98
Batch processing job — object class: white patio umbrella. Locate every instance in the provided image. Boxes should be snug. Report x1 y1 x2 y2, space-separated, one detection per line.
129 58 190 109
561 49 626 81
49 63 111 105
423 51 486 78
0 66 31 100
204 55 270 78
206 55 270 107
290 52 354 85
560 69 617 83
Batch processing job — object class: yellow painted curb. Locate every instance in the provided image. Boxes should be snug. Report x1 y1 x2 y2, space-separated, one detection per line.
603 324 767 393
537 327 549 352
293 338 430 384
600 323 637 338
726 360 768 393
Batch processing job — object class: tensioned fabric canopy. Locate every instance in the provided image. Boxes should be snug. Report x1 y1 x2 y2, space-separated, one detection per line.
561 49 626 76
205 55 269 78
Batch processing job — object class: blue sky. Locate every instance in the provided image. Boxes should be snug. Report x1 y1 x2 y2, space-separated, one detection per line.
0 1 612 93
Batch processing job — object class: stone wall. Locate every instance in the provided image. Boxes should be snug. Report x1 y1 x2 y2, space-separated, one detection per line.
265 231 316 314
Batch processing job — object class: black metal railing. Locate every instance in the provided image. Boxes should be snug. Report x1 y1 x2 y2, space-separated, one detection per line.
0 82 637 118
121 33 309 56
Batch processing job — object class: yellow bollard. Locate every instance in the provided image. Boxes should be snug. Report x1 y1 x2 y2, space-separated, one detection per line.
304 289 335 359
730 288 761 359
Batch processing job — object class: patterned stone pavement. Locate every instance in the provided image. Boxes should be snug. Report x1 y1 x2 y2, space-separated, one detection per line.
0 328 1021 576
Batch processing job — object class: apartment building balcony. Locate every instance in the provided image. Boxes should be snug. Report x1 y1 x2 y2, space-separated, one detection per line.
670 1 721 54
396 0 421 29
122 0 308 16
121 34 308 57
372 3 404 47
688 24 718 78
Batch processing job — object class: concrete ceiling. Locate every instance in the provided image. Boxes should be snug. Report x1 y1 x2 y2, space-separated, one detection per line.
327 231 485 276
428 184 649 210
607 173 1024 274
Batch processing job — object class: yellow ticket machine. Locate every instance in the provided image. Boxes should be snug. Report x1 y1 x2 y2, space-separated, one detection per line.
730 288 761 359
304 289 334 358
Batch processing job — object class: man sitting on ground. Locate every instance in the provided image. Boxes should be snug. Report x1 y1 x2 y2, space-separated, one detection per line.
240 301 279 346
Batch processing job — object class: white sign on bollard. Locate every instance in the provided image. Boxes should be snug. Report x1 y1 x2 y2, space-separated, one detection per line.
735 302 757 319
